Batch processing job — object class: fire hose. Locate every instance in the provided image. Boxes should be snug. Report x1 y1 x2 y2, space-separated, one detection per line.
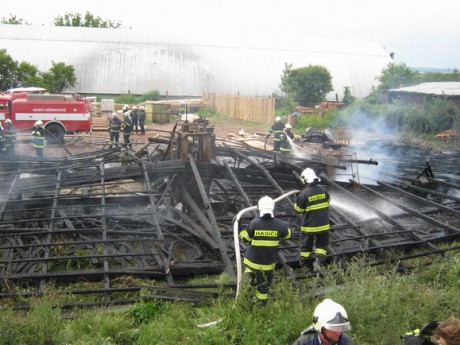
197 189 300 328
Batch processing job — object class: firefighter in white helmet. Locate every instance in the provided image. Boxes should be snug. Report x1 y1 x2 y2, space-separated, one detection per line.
4 118 16 156
239 196 291 305
292 299 354 345
121 111 134 148
294 168 331 272
122 104 129 114
280 123 294 153
268 116 284 153
108 112 122 148
130 106 139 134
32 120 45 157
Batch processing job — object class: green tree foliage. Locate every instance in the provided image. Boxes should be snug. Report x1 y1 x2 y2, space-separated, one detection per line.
423 96 460 132
419 69 460 82
0 49 18 90
342 86 356 105
1 14 29 25
41 61 76 93
378 62 418 91
17 62 44 87
0 49 76 92
53 11 122 28
280 64 333 107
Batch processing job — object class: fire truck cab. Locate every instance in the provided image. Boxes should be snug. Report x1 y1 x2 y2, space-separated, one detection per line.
0 92 92 142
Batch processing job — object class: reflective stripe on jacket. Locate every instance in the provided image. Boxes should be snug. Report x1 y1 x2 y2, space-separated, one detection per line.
32 128 45 148
240 215 291 271
108 118 122 132
270 122 285 141
294 184 331 233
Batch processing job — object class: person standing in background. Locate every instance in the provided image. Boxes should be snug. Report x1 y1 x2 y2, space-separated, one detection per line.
32 120 45 157
139 106 146 135
4 119 16 156
269 116 284 153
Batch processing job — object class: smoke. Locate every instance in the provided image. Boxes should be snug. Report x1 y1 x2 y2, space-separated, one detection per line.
334 109 402 185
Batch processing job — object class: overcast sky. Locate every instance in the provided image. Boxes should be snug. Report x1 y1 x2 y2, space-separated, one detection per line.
3 0 459 69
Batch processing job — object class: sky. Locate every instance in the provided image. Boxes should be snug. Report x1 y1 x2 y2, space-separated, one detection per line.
2 0 460 69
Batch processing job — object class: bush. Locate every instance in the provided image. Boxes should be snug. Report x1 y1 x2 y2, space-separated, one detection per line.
115 94 136 104
136 90 161 103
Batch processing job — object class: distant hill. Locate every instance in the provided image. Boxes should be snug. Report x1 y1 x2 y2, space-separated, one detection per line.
411 67 457 73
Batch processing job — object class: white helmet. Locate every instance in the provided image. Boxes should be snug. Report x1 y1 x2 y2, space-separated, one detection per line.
5 119 12 125
133 106 137 110
112 112 118 117
313 299 351 333
275 116 281 122
258 196 275 217
285 123 292 129
140 106 145 110
34 120 43 127
301 168 320 184
123 104 129 110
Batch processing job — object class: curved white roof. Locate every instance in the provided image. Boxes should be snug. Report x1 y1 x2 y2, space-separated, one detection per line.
0 24 391 99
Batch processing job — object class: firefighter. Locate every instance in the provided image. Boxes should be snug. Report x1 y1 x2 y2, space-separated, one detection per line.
294 168 331 271
0 122 5 155
292 299 355 345
121 112 134 148
108 112 122 148
32 120 45 157
269 116 284 153
239 196 291 305
131 106 139 134
4 119 16 156
139 106 146 135
281 123 294 153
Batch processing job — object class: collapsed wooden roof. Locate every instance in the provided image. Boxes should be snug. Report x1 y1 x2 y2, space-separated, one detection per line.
0 124 459 308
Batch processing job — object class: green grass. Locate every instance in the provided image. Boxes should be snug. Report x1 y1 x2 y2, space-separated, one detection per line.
0 249 458 344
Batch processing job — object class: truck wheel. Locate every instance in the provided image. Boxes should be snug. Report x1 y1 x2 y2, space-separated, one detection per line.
45 124 65 143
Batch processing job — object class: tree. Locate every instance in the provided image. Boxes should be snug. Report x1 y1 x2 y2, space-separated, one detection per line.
1 14 29 25
342 86 356 105
280 65 333 107
0 49 19 90
17 62 44 87
42 62 76 93
53 11 122 28
378 62 418 91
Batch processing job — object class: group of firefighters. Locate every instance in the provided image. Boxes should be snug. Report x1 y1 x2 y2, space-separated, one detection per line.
0 103 147 156
238 166 357 344
239 167 460 345
108 104 146 148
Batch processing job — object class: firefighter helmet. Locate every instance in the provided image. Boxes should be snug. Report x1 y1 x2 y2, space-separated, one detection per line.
5 119 12 125
122 104 129 110
258 196 275 217
301 168 320 184
34 120 43 127
140 106 145 110
275 116 281 122
285 123 292 129
313 299 351 333
132 106 137 110
112 112 117 117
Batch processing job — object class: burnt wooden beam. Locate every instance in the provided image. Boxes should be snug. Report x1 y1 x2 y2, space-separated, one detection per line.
187 153 234 276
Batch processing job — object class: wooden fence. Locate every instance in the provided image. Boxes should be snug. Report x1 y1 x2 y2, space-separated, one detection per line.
202 92 275 124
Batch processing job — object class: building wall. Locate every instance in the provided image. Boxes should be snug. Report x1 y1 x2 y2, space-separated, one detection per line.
0 24 392 100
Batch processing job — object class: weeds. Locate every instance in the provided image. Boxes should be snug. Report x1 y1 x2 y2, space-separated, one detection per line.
0 251 458 344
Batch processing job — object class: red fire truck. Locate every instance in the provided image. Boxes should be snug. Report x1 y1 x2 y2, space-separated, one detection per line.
0 92 92 142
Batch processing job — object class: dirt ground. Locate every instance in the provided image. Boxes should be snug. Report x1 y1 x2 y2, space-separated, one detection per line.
12 116 458 158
